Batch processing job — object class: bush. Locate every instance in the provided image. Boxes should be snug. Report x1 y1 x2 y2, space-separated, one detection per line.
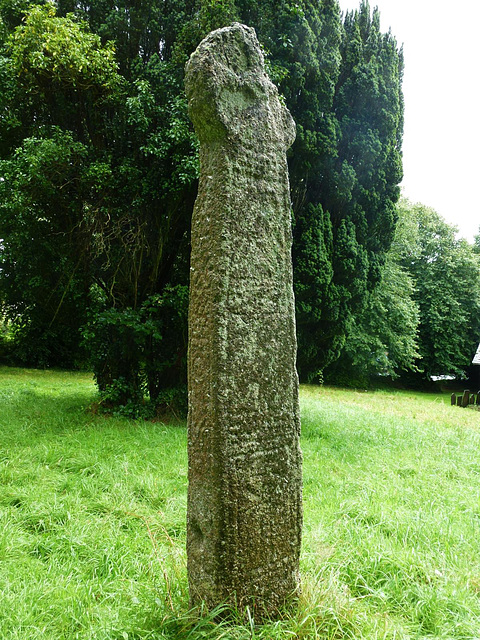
83 285 189 418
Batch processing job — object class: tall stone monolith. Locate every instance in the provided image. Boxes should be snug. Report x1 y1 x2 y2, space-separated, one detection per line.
185 23 302 618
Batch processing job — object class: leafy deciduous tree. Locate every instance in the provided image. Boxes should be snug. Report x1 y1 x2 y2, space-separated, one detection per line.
399 200 480 380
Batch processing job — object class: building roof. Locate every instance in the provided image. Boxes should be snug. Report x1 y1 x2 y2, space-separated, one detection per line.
473 344 480 365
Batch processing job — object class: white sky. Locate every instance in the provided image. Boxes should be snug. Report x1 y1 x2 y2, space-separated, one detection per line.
339 0 480 242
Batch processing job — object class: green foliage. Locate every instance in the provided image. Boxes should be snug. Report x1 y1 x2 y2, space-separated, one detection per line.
1 3 122 156
0 1 196 391
474 228 480 255
9 4 119 92
398 199 480 380
83 285 188 417
287 0 403 380
325 197 421 387
326 257 420 387
326 197 480 386
0 128 92 367
293 203 340 381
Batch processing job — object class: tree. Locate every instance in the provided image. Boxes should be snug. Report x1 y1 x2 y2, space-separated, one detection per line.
325 202 420 386
0 132 91 366
326 198 480 386
398 199 480 380
0 4 121 366
291 0 404 380
0 2 197 404
474 228 480 255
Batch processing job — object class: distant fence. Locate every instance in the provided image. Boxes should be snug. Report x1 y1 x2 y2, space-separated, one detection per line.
451 390 480 408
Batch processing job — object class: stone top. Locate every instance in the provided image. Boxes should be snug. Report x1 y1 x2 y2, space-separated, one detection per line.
185 22 295 148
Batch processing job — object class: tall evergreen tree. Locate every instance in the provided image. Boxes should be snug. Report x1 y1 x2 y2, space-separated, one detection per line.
294 1 403 381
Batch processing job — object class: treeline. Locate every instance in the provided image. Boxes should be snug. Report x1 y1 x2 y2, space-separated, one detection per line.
0 0 476 414
328 198 480 387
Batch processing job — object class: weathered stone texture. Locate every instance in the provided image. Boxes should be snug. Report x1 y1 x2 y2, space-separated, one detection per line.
185 23 302 616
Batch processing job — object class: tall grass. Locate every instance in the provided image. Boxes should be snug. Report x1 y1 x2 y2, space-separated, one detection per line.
1 368 480 638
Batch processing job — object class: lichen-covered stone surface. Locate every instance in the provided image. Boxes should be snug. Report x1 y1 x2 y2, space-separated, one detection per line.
185 23 302 617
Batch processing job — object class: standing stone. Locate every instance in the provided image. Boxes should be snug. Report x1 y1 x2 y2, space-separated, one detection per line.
185 23 302 617
462 390 471 408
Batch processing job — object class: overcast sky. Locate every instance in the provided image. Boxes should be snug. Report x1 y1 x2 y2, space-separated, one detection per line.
339 0 480 242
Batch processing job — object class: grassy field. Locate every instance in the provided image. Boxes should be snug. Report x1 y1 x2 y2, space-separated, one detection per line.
1 367 480 639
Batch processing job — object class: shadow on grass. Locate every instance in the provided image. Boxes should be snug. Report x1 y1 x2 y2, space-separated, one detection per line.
2 386 186 440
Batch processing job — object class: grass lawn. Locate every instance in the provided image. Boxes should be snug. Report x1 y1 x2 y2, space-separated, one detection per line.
1 367 480 639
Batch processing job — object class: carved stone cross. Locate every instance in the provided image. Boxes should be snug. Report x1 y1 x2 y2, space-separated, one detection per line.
185 23 302 618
